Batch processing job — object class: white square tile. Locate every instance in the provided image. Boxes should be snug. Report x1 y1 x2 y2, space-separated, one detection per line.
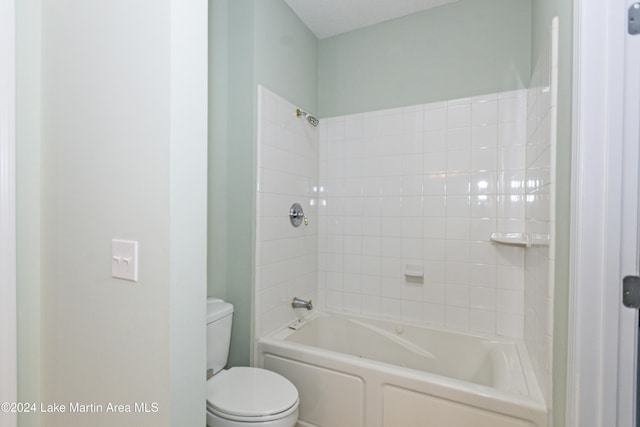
470 171 497 194
326 272 343 290
498 194 525 219
423 239 447 261
445 195 470 217
422 282 445 304
402 132 423 154
469 309 496 334
343 273 362 293
343 254 362 274
380 237 402 257
446 127 471 151
363 115 381 138
424 108 446 131
498 265 524 290
402 300 423 322
402 217 424 238
402 175 423 195
424 217 446 239
381 278 401 301
471 195 497 218
445 306 469 330
326 290 344 310
361 197 382 217
499 145 526 171
362 275 381 296
497 312 524 339
469 287 496 310
446 262 470 285
381 176 402 196
422 302 445 325
423 196 446 217
380 113 403 135
362 256 381 276
402 154 424 176
382 155 403 176
446 172 471 195
402 281 423 302
402 196 424 216
402 238 423 259
469 241 497 264
362 217 382 236
424 152 447 174
472 100 498 126
446 284 470 307
446 218 470 240
472 124 498 149
381 197 402 217
343 293 363 313
362 295 381 315
344 236 362 254
402 110 424 135
362 237 381 256
380 257 403 278
497 289 524 314
446 240 469 262
423 174 446 195
424 130 447 153
446 150 471 172
499 97 526 123
471 148 497 171
447 104 471 128
498 122 526 147
380 298 402 320
469 218 496 241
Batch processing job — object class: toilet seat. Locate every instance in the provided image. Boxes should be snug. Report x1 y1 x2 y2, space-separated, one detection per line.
207 367 299 423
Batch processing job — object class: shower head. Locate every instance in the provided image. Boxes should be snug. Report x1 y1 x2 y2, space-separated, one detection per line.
296 108 319 127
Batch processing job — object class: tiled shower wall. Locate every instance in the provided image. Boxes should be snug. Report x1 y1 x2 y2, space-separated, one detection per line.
317 90 529 339
524 17 558 407
254 86 319 342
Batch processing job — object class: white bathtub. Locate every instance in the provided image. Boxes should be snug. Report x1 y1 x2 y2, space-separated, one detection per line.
257 311 547 427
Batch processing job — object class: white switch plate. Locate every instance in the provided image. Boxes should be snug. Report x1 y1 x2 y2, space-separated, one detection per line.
112 239 138 282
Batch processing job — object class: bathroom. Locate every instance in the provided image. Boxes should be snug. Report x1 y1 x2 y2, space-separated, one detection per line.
4 0 633 426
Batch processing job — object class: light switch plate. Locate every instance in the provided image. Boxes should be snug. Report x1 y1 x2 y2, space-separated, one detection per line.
112 239 138 282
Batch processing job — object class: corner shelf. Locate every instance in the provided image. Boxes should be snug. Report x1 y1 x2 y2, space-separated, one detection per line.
490 232 530 248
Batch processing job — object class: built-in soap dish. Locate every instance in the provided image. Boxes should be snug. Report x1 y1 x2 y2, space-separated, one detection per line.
490 232 530 248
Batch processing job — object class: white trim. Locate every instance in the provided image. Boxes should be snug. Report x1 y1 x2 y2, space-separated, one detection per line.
0 0 17 424
567 0 632 426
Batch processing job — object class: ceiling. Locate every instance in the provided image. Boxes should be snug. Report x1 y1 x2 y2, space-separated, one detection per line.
284 0 460 39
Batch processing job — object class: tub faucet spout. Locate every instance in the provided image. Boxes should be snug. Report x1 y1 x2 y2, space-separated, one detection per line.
292 297 313 310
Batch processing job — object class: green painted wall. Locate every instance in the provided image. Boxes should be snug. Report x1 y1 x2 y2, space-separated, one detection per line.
531 1 573 427
208 0 317 366
318 0 531 117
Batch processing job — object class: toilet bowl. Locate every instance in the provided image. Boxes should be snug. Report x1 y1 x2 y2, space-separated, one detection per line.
206 298 299 427
206 367 299 427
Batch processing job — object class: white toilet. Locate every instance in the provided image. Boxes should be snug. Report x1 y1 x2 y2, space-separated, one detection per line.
206 298 299 427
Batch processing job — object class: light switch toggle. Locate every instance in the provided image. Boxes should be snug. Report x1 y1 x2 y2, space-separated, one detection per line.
112 239 139 282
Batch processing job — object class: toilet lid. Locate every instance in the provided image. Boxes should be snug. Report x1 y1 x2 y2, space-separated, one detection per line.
207 367 298 418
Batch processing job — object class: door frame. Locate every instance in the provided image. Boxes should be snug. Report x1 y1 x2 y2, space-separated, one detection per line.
567 0 636 426
0 0 17 424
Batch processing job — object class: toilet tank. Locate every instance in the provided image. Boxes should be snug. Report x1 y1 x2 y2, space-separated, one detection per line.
207 298 234 375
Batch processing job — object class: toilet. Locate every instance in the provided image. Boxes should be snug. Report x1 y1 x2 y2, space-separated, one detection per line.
206 298 299 427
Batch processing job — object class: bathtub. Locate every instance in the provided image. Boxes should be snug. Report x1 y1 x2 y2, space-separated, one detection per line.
257 311 547 427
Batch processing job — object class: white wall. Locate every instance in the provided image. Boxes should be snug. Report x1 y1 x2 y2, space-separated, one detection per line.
16 0 42 426
317 91 528 338
254 86 319 345
524 17 558 409
38 1 207 426
0 0 17 426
